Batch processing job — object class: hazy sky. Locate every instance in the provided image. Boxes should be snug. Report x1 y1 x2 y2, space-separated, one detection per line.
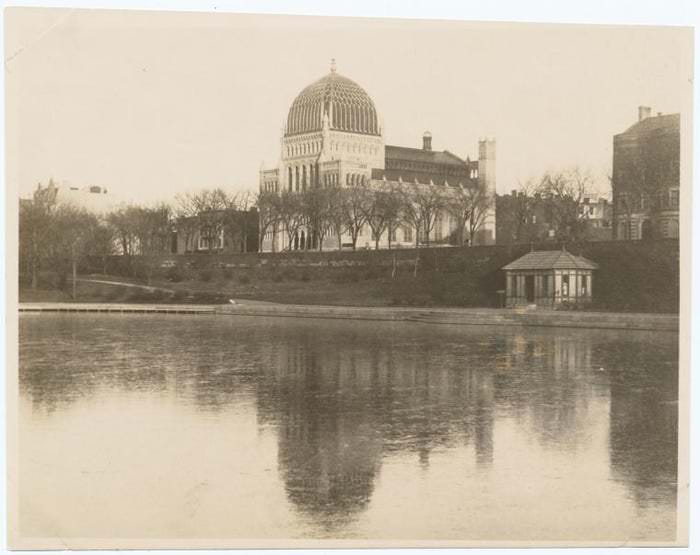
6 8 693 204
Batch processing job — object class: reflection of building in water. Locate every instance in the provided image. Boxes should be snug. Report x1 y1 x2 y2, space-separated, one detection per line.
253 325 498 523
494 333 594 447
606 338 678 509
264 335 383 527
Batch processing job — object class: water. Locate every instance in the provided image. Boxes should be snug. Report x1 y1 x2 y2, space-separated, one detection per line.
18 313 679 542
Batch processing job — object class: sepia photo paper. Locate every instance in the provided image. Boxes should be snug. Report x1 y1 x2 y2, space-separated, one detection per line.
4 5 694 550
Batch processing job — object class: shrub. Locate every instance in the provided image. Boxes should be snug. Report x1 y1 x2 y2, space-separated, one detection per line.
172 289 189 302
281 267 297 281
238 273 251 285
333 269 360 283
198 269 213 282
166 266 185 282
222 267 234 280
363 265 384 280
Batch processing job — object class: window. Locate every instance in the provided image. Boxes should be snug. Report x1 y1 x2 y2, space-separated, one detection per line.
403 226 413 243
581 275 588 296
670 189 679 209
198 230 223 251
668 219 679 238
562 275 569 297
434 215 443 240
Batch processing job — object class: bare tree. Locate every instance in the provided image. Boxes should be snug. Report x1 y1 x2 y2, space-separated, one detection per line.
19 189 57 289
173 193 200 253
362 183 403 250
400 182 447 247
255 190 281 252
191 189 227 253
86 221 116 275
300 187 332 251
447 182 492 246
107 206 142 256
49 205 101 298
233 190 254 252
536 168 593 241
325 187 348 250
343 185 370 251
278 190 304 250
133 203 173 284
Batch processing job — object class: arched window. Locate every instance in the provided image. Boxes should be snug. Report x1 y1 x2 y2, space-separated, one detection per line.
668 219 679 238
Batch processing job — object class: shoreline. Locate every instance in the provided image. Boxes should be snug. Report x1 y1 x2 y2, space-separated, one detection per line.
18 301 679 332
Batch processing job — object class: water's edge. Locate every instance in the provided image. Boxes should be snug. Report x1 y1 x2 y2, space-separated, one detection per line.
18 302 678 331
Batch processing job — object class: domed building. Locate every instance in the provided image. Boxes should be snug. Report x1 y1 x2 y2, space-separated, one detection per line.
259 60 496 251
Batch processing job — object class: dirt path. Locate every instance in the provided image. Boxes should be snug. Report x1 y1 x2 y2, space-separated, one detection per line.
71 278 175 294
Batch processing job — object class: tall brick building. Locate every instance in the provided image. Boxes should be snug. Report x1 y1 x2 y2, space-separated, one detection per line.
612 106 680 240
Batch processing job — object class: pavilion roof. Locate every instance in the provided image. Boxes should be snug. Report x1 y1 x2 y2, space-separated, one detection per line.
502 249 598 271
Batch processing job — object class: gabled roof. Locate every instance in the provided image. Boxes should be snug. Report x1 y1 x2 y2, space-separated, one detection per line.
502 250 598 271
385 145 467 167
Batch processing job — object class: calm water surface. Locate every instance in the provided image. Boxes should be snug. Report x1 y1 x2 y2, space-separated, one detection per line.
19 314 678 541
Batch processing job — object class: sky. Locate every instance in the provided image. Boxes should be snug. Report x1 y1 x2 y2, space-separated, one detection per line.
5 8 694 204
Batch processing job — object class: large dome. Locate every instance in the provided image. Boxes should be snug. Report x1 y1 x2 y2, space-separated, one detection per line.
285 68 380 137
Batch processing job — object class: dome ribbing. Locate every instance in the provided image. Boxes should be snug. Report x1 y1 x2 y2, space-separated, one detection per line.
285 71 380 137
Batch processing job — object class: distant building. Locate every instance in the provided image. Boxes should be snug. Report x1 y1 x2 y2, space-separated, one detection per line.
174 209 259 254
580 196 613 241
496 191 551 245
496 192 611 245
259 61 496 251
29 179 125 215
502 249 598 307
612 106 680 240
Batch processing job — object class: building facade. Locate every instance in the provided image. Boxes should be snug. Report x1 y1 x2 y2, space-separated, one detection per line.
612 106 680 240
502 249 598 308
29 179 124 215
496 191 612 245
259 62 496 251
174 209 259 254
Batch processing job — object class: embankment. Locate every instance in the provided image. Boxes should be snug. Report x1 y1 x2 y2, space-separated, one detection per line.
19 301 678 332
74 239 679 314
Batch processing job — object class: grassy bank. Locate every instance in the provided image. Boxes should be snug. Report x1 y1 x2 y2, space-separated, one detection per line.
19 266 491 308
21 239 679 312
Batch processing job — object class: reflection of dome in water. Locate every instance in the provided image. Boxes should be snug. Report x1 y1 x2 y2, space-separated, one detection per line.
285 65 380 137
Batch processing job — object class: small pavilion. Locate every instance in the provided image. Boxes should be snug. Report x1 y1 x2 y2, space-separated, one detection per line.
502 248 598 308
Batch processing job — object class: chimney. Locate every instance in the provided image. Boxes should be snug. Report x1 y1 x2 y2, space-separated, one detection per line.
638 106 652 122
422 131 432 151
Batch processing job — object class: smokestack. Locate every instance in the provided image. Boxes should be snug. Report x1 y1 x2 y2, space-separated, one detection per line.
422 131 432 151
638 106 652 122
